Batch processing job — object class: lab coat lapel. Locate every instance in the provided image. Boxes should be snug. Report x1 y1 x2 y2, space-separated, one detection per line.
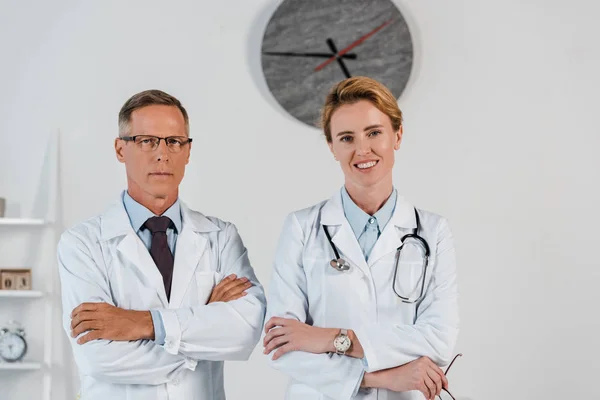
320 192 370 276
101 199 169 307
169 207 207 308
367 195 417 267
168 204 211 308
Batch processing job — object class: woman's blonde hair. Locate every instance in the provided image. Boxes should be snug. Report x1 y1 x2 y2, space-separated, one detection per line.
320 76 403 142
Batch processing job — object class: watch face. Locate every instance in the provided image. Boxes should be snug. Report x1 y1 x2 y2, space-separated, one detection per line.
0 332 27 362
261 0 413 127
334 334 351 352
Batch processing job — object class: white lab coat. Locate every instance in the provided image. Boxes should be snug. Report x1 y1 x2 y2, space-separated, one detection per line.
265 191 459 400
57 196 266 400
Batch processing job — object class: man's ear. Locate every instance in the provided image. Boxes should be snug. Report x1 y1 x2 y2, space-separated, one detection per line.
115 138 126 163
185 142 192 165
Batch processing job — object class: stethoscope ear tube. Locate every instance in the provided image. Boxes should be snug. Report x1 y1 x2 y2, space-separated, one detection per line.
393 244 429 304
394 209 430 303
323 225 351 271
323 224 341 260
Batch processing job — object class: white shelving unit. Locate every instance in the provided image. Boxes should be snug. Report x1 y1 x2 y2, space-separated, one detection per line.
0 218 46 226
0 362 42 371
0 290 44 298
0 132 61 400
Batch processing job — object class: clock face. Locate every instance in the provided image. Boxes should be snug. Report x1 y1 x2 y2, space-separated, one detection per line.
261 0 413 127
0 331 27 362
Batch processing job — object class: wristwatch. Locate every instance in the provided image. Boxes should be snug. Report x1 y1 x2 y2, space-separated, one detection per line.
333 329 352 355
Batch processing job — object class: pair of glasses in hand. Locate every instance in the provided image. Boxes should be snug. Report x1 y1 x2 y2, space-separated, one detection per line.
438 353 463 400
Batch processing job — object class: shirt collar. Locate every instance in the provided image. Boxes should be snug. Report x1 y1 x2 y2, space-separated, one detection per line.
122 191 182 233
341 186 397 237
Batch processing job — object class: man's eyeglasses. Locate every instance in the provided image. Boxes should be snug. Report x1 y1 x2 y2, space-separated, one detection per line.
120 135 192 153
438 353 463 400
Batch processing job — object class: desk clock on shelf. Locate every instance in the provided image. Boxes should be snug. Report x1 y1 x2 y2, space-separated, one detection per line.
0 321 28 363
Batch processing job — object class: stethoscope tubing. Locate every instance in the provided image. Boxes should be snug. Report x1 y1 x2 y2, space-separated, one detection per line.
323 208 431 303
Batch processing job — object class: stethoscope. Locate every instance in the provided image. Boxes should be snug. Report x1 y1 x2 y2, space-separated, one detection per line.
323 208 431 304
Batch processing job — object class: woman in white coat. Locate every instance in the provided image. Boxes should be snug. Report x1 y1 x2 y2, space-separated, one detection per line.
263 77 460 400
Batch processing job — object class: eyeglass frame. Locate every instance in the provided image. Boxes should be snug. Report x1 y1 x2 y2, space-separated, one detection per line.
119 135 193 152
437 353 463 400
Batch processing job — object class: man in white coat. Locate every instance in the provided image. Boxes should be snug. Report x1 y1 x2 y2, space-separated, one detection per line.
57 90 266 400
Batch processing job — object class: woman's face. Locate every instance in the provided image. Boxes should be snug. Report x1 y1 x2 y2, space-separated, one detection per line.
328 100 402 190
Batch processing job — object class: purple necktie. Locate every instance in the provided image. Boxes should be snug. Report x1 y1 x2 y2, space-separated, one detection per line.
144 216 174 301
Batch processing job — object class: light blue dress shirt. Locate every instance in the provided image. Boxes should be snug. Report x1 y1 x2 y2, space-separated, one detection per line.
341 186 397 261
122 191 182 345
340 186 397 394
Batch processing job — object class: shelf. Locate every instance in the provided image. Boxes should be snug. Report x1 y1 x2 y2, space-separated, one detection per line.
0 218 46 226
0 290 44 298
0 362 42 370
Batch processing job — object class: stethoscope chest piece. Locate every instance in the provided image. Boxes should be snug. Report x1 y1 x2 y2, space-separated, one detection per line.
330 258 350 271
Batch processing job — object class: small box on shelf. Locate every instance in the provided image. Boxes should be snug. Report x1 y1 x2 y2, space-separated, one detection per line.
0 269 32 290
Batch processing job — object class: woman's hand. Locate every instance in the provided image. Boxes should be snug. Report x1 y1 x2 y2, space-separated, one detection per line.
364 357 448 400
263 317 338 360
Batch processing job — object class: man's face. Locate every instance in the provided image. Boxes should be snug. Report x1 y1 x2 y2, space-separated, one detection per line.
115 105 191 200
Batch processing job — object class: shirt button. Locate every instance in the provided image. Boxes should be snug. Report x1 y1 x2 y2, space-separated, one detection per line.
172 378 180 386
368 217 375 224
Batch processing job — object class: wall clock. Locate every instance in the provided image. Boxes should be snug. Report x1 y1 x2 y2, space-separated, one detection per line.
261 0 414 128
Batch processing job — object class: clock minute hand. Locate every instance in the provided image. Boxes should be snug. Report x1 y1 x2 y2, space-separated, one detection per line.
314 19 393 72
326 38 351 79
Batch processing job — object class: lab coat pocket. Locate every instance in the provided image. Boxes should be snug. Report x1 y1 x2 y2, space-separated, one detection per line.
321 256 361 285
394 260 426 300
322 260 370 324
394 237 429 301
195 271 218 305
322 261 357 295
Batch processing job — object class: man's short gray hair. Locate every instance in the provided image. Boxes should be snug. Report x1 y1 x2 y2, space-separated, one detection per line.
118 89 189 137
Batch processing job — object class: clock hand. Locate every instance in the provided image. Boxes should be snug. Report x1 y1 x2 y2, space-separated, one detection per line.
325 39 338 53
315 19 393 72
263 51 357 59
326 38 352 79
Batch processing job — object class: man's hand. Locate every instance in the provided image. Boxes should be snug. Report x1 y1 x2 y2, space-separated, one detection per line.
363 357 448 400
70 302 154 345
263 317 338 360
207 274 252 304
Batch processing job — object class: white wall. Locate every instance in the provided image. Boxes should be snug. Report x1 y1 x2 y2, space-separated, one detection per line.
1 0 599 399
